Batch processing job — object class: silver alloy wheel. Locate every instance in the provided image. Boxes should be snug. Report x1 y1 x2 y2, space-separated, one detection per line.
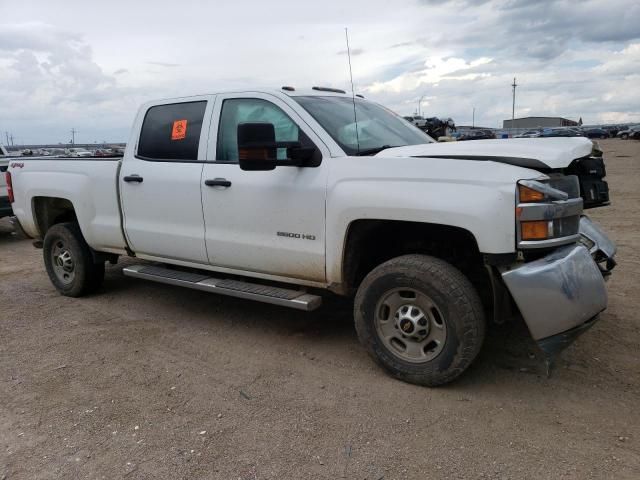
374 288 447 363
51 240 75 285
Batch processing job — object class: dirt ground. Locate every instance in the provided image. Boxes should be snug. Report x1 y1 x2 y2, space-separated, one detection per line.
1 139 639 479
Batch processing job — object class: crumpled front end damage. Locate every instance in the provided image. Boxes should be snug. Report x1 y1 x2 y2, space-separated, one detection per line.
500 216 616 359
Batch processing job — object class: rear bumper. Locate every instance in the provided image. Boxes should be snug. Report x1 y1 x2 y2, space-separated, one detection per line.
501 215 615 355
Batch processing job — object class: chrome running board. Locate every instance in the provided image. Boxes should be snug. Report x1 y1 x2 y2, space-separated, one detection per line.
122 264 322 311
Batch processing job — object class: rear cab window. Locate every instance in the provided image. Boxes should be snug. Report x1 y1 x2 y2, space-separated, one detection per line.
137 101 207 161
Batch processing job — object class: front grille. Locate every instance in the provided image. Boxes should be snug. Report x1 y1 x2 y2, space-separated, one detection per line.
565 156 610 209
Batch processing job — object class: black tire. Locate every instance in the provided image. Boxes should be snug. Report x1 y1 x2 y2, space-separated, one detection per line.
354 254 485 387
621 134 628 140
43 222 105 297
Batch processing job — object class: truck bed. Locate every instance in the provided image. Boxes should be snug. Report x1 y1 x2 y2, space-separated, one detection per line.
8 156 127 254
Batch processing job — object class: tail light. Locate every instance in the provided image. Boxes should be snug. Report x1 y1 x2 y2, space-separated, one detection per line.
5 171 14 203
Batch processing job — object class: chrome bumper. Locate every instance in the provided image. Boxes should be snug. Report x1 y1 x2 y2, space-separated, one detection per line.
501 215 616 351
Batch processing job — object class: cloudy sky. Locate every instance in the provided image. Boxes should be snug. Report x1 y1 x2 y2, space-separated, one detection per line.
1 0 639 144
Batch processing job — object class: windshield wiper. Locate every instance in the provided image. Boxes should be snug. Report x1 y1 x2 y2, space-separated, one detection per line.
355 145 402 156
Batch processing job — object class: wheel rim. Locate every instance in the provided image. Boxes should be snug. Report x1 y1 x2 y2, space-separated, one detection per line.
51 240 75 285
374 288 447 363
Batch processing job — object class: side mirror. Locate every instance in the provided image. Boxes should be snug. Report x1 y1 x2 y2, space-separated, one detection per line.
237 122 278 171
237 122 317 171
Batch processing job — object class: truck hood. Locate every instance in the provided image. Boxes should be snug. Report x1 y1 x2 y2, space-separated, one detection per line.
378 137 594 170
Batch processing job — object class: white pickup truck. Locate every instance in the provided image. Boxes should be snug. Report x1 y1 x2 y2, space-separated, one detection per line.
6 87 616 386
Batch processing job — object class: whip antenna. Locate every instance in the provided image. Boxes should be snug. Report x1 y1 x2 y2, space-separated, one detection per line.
345 27 360 154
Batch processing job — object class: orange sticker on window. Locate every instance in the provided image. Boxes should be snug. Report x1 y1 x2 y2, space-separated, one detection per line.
171 119 187 140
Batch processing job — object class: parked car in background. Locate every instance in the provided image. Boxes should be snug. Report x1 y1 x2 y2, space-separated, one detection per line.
48 148 67 157
403 115 428 129
539 128 583 138
94 149 115 157
617 126 640 140
457 129 496 141
514 130 541 138
582 128 609 139
65 147 92 157
603 125 625 137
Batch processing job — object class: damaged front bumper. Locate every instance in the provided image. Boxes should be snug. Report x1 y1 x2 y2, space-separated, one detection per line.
578 215 617 277
501 215 616 358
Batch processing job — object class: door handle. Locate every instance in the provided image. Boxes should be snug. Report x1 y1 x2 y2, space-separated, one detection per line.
205 178 232 188
123 175 143 183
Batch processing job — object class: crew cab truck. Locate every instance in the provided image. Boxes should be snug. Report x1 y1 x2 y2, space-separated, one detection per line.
6 87 616 386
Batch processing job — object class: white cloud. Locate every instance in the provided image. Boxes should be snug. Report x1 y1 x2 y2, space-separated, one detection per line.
0 0 639 143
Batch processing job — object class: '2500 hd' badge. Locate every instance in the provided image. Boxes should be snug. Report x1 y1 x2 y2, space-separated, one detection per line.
277 231 316 240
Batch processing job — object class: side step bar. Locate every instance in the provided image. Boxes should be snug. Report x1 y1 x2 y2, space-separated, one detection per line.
122 264 322 311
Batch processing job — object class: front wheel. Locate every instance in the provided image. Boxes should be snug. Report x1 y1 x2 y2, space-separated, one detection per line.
43 222 105 297
354 255 485 386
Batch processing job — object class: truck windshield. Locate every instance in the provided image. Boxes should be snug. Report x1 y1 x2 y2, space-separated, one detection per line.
293 96 434 156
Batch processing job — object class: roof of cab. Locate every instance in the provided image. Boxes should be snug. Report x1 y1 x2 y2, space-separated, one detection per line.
139 87 364 110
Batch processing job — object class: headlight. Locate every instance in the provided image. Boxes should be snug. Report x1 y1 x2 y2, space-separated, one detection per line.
521 220 553 240
518 184 545 203
516 177 582 249
518 180 568 203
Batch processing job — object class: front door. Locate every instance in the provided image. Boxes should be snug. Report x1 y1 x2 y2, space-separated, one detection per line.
201 93 328 282
120 97 213 263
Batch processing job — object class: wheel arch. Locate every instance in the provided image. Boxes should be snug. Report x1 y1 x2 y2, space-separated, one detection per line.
32 196 78 238
338 219 487 296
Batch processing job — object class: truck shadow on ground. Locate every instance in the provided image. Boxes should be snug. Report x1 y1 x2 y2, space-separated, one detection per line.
0 219 20 244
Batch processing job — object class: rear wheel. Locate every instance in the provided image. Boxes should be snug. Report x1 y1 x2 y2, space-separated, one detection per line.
354 254 485 387
43 222 105 297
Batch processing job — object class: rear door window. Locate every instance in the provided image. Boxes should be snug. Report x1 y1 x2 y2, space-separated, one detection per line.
137 101 207 161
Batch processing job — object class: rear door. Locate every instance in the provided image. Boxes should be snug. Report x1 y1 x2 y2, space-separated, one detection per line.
120 97 213 263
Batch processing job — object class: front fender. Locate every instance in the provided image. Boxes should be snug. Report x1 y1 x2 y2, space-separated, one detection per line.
325 177 518 285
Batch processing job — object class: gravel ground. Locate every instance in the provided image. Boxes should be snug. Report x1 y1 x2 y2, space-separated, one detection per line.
1 139 639 479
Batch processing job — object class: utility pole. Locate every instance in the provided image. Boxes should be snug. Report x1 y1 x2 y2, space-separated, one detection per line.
9 134 14 146
511 77 518 127
4 132 8 146
472 107 475 128
71 128 76 146
418 95 426 117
